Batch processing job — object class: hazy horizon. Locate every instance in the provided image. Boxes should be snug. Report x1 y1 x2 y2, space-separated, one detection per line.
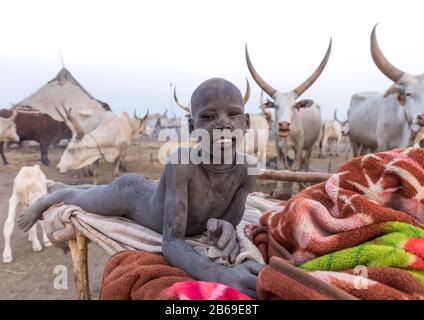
2 0 424 120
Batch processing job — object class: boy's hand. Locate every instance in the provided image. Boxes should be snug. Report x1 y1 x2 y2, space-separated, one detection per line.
219 261 265 298
207 218 239 263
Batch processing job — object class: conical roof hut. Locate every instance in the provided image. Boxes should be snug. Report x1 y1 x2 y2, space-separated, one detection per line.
16 68 111 133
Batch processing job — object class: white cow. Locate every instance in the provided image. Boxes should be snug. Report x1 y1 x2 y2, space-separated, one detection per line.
319 110 348 158
173 80 271 168
56 106 148 184
245 40 330 192
2 165 52 263
0 110 19 165
349 25 424 156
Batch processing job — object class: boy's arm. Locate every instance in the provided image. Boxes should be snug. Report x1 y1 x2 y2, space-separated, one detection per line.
206 173 257 262
161 164 260 297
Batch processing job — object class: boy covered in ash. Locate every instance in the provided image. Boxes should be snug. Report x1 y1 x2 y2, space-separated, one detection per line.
17 78 264 298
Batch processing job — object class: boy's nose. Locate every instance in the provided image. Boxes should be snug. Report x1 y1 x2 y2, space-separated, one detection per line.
215 118 232 130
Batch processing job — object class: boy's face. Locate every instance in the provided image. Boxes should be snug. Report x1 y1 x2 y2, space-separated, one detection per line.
189 79 250 154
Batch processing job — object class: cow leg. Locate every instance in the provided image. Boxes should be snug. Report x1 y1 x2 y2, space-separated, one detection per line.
350 138 359 157
257 149 267 169
319 135 327 159
28 223 42 252
2 193 19 263
303 147 312 172
40 142 50 166
113 157 121 178
291 138 304 171
39 221 52 247
119 148 128 172
0 142 8 165
335 137 340 157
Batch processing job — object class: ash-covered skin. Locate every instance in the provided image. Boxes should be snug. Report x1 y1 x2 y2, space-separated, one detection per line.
17 78 263 298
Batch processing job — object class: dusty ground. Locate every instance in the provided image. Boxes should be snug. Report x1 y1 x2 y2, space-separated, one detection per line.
0 139 350 299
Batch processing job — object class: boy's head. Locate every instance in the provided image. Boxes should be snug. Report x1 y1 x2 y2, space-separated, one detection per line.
189 78 250 156
189 78 250 153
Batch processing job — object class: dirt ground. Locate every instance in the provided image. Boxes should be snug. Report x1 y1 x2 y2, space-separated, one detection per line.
0 139 350 299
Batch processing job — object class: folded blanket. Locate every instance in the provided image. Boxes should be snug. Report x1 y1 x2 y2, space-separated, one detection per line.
100 251 252 300
42 194 276 266
255 148 424 299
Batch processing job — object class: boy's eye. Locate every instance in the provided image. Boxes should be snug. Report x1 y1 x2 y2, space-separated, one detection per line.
201 114 215 120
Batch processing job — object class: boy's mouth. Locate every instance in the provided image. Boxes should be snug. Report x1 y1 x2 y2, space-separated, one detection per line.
214 136 236 146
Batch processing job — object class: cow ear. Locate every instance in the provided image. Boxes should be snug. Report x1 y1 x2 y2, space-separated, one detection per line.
384 87 406 106
294 99 314 109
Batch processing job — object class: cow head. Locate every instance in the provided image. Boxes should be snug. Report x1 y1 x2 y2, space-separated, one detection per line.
132 109 150 138
372 25 424 133
173 79 251 115
55 105 95 172
245 40 331 138
333 109 349 136
0 110 19 142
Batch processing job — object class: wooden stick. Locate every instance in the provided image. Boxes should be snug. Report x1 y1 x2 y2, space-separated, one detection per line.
257 169 331 183
66 223 90 300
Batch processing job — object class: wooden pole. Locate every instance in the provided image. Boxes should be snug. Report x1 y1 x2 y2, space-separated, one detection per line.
257 169 331 183
66 223 91 300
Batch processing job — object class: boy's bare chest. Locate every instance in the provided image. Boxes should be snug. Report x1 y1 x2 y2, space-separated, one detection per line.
187 168 244 218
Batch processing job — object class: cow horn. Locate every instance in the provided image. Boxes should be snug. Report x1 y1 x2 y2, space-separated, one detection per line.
61 104 84 140
245 44 277 98
293 38 332 97
8 110 18 121
242 78 250 105
371 24 404 83
333 109 340 122
173 87 190 114
142 109 149 121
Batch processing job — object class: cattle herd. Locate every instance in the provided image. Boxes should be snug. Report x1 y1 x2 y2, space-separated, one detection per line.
1 24 424 197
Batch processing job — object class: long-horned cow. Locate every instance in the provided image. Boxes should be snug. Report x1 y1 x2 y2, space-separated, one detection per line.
0 111 19 164
173 80 271 168
245 40 331 174
348 25 424 156
319 110 348 158
56 105 148 184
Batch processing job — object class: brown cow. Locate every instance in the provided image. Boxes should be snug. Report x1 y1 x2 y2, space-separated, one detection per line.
0 107 72 165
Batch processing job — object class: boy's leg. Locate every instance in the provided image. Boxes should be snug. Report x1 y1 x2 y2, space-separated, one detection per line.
17 174 143 232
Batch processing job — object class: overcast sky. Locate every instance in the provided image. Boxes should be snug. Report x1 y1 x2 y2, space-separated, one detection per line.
1 0 424 120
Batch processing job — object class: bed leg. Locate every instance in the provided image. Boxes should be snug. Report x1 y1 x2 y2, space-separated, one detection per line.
67 224 91 300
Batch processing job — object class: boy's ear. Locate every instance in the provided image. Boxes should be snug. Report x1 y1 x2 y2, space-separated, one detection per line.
245 113 250 130
188 117 194 134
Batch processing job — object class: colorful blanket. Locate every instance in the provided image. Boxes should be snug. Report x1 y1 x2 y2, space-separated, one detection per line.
100 250 251 300
254 148 424 299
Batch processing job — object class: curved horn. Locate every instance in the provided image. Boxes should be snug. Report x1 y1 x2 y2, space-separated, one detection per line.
245 44 277 98
370 24 404 83
8 110 18 121
292 38 332 97
333 109 339 122
173 87 190 113
242 78 250 105
142 109 149 121
134 109 139 120
61 104 84 140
